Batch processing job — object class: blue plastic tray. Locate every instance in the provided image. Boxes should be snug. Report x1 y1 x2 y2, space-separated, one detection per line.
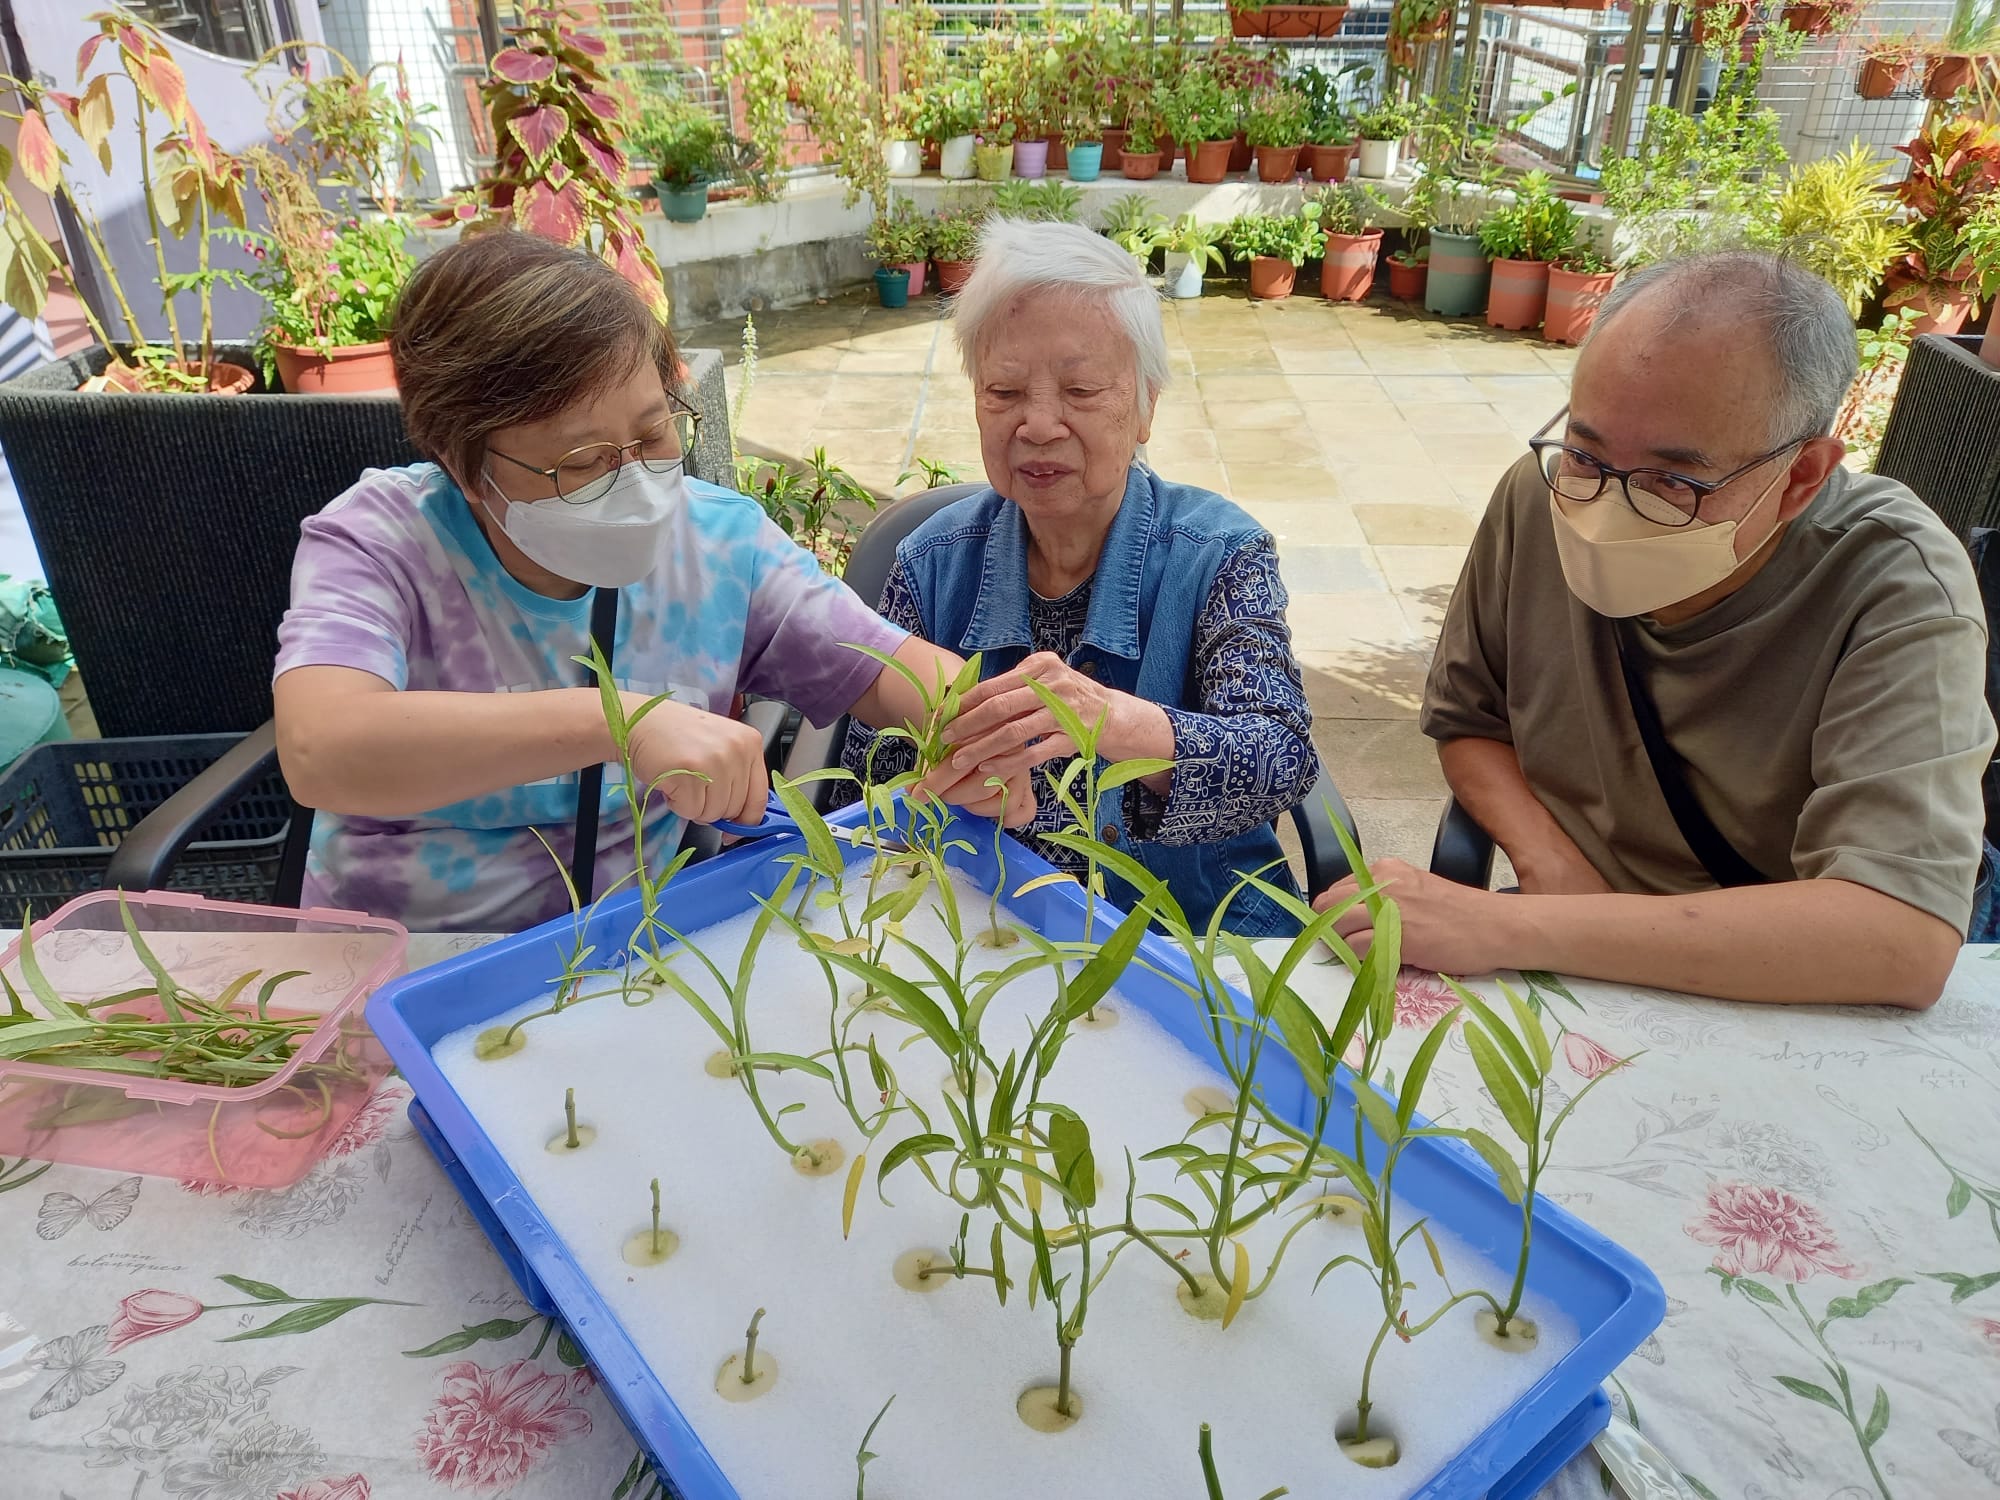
369 815 1660 1499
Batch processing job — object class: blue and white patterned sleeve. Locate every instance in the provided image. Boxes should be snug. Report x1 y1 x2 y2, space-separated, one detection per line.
838 558 925 791
1126 536 1320 845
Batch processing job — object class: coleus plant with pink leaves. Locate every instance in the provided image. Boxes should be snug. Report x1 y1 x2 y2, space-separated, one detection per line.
427 3 668 321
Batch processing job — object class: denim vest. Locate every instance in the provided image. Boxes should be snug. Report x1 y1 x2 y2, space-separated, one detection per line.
896 465 1301 936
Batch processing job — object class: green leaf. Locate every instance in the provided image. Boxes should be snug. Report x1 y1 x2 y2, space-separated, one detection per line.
1048 1112 1096 1210
556 1328 588 1368
1861 1385 1889 1449
221 1297 403 1341
1733 1276 1783 1308
1097 757 1174 792
875 1132 954 1204
401 1315 539 1358
1455 988 1538 1087
1521 970 1582 1009
771 773 843 876
1460 1128 1526 1203
215 1274 292 1303
1352 1080 1401 1149
1396 1005 1461 1130
1922 1270 2000 1304
1037 831 1191 935
1057 893 1160 1027
1500 980 1551 1077
1946 1177 1972 1218
1466 1022 1537 1145
990 1221 1008 1307
1773 1374 1842 1412
1821 1277 1910 1324
1024 677 1096 760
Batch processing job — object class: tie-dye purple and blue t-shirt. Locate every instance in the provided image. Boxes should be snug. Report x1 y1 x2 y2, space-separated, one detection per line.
274 463 906 932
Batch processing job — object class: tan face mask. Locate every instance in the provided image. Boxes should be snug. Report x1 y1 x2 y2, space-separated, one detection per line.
1549 458 1793 618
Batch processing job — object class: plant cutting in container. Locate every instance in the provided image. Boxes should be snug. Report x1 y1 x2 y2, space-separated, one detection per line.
1228 210 1325 299
430 4 668 314
868 199 931 305
1243 88 1309 181
1922 0 2000 101
1120 109 1165 181
0 10 252 393
1477 170 1579 330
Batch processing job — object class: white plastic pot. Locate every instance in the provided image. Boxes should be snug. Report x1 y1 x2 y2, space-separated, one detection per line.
1358 138 1400 179
885 139 923 178
1164 251 1205 300
939 134 977 180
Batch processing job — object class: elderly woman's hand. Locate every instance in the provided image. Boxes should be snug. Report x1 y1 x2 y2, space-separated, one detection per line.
939 652 1174 788
916 760 1039 827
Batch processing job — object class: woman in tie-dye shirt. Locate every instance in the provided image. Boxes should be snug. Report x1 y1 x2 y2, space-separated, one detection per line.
274 232 1019 932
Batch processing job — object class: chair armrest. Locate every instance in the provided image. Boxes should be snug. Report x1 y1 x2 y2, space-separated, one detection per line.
1430 796 1497 889
741 698 792 773
103 721 281 894
1290 771 1360 896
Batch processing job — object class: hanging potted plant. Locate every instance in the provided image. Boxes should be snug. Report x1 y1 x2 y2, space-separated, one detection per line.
235 148 412 395
1229 209 1323 300
1542 248 1619 345
1781 0 1865 35
1228 0 1353 39
1312 182 1383 301
1388 0 1453 68
1857 34 1923 95
629 93 732 224
1159 216 1230 298
1355 100 1414 179
930 202 985 295
1244 87 1309 182
1164 74 1239 185
1120 109 1165 180
1477 171 1579 331
1924 0 2000 95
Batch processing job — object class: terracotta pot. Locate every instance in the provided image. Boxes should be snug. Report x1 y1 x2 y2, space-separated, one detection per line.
89 358 255 395
1780 2 1837 34
1925 52 1976 98
897 260 928 297
1103 127 1129 160
1320 229 1383 302
1486 257 1551 331
1185 139 1234 184
1228 132 1253 173
1047 137 1068 172
935 259 976 296
1231 2 1351 35
1543 266 1617 345
1887 274 1975 335
1254 144 1303 182
273 340 397 395
1248 256 1298 300
1387 257 1428 301
1305 142 1356 182
1120 150 1164 180
1857 55 1910 97
922 140 941 170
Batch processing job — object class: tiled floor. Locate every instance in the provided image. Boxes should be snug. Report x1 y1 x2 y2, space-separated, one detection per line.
688 286 1580 869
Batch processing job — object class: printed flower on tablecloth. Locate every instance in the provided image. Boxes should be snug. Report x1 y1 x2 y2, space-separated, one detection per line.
1558 1031 1622 1079
415 1358 594 1492
160 1415 323 1500
1977 1318 2000 1352
324 1085 402 1159
1686 1181 1858 1282
1707 1118 1834 1196
108 1290 206 1351
1394 967 1461 1029
278 1472 370 1500
85 1364 298 1471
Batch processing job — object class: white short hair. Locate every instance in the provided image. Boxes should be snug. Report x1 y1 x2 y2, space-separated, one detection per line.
950 217 1171 407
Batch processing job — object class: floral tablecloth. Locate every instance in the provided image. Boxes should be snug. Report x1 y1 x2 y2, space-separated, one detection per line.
5 935 1999 1500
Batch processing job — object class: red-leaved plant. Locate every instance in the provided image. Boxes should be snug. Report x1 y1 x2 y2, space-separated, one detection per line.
427 2 667 320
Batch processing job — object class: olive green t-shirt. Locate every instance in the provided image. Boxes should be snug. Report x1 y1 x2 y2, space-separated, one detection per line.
1422 455 1996 932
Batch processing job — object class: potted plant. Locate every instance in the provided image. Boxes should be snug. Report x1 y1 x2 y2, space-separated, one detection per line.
1924 0 2000 96
1209 42 1276 173
1543 248 1619 345
1052 14 1112 183
1121 110 1165 180
1387 243 1430 300
1772 144 1913 317
1312 183 1384 300
1159 216 1230 298
1885 114 2000 333
1101 194 1166 269
1477 171 1579 330
0 13 252 394
235 149 412 395
1229 209 1323 299
1388 0 1453 67
927 77 983 180
869 198 932 299
1306 115 1358 183
629 93 732 223
1355 100 1414 179
884 92 924 178
930 202 985 295
1858 34 1924 95
1228 0 1353 39
434 2 667 316
1244 87 1310 182
1782 0 1865 35
1162 74 1238 184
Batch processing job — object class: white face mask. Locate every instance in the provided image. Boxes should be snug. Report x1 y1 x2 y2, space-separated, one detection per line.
482 460 684 589
1549 457 1793 618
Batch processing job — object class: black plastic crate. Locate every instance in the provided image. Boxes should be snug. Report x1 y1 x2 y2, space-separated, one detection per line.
0 734 291 920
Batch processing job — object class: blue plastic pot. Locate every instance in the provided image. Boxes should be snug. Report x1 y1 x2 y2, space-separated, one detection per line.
874 266 911 308
1066 141 1104 181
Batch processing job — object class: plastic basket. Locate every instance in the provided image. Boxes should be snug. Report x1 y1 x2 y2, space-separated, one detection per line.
0 734 291 919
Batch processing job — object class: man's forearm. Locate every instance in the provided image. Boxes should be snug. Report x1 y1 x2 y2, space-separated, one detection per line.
1470 878 1959 1007
1437 736 1596 886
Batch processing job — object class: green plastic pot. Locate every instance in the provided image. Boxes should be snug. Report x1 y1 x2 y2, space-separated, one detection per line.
974 143 1012 182
1424 230 1490 318
657 178 710 224
874 266 911 309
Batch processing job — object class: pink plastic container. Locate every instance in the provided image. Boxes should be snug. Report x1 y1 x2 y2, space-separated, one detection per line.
0 890 408 1187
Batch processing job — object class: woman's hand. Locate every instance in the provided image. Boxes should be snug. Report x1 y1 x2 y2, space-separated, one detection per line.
625 696 771 826
915 760 1039 826
940 652 1174 786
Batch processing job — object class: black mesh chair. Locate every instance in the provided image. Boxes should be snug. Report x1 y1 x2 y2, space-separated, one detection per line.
1430 798 1498 889
783 484 1365 897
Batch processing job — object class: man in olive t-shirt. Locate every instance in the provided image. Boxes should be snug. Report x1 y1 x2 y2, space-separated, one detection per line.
1313 253 1993 1007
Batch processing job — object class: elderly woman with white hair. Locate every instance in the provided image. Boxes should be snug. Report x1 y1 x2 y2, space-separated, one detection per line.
842 218 1321 935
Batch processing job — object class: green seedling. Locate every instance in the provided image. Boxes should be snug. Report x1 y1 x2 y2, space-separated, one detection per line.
1199 1421 1291 1500
623 1176 679 1266
854 1394 895 1499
